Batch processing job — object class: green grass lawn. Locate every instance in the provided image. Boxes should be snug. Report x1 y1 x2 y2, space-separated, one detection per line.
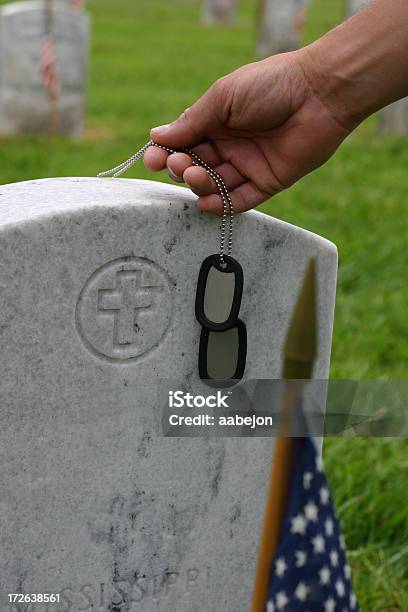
0 0 407 609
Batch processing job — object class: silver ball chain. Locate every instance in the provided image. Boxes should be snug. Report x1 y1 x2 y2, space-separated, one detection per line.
97 140 234 265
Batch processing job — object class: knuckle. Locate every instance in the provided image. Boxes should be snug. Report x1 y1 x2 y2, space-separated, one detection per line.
210 76 230 105
262 179 286 194
179 108 190 123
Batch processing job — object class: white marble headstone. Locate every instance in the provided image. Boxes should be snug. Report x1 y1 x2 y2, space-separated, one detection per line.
256 0 307 58
0 178 337 611
347 0 368 15
379 98 408 135
0 1 89 137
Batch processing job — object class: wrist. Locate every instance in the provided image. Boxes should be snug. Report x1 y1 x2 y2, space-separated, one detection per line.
297 39 366 132
298 0 408 130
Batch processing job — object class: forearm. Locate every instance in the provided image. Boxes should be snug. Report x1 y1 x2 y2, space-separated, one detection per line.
301 0 408 128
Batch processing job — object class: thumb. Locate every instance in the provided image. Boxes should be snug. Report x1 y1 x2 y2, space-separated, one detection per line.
150 84 222 148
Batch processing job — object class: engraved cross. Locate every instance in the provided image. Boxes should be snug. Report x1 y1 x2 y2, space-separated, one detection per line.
98 269 162 346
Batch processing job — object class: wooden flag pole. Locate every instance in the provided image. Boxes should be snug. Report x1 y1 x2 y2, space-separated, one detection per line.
250 388 300 612
251 258 317 612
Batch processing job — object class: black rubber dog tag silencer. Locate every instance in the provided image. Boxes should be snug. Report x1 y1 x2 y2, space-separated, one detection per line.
198 320 247 384
195 254 244 332
195 253 247 384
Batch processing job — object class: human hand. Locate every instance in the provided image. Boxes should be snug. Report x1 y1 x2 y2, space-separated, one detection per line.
144 50 352 214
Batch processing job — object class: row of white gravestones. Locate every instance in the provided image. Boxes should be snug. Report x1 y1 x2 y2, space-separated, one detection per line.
201 0 236 25
256 0 308 58
347 0 408 135
0 177 338 611
0 0 89 137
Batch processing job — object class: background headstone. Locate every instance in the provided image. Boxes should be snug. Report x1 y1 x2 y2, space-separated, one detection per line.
256 0 308 58
346 0 367 15
0 178 337 611
347 0 408 135
202 0 236 25
0 0 90 137
379 98 408 136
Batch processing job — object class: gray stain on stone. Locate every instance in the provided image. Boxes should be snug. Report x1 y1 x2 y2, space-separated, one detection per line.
163 236 177 254
208 444 226 498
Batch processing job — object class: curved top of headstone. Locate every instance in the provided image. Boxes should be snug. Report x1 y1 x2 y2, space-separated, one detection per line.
0 177 336 251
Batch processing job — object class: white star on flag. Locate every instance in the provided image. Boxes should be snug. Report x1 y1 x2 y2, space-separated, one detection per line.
320 486 330 505
324 597 336 612
319 565 331 585
336 579 346 597
330 550 339 567
291 513 307 535
295 581 310 601
325 518 334 536
304 500 319 522
276 591 289 609
295 550 307 567
275 557 287 577
303 471 313 489
312 534 326 554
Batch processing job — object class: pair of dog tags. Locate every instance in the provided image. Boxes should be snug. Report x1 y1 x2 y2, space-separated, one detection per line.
196 254 247 384
97 140 247 384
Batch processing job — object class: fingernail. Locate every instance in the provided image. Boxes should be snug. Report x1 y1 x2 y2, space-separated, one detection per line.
168 168 184 183
151 124 170 135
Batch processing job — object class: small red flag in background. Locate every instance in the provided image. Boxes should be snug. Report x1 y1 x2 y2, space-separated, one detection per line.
40 35 60 100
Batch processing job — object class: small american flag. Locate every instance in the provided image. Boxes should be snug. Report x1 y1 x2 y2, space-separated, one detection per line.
40 35 60 100
70 0 85 8
266 436 360 611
